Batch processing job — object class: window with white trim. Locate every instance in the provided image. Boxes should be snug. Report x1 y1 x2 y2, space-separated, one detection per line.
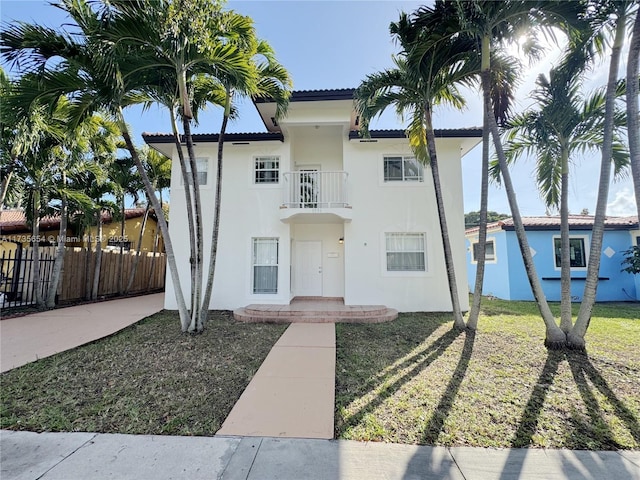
182 157 208 185
384 156 423 182
254 156 279 184
554 237 586 268
385 233 426 271
472 240 495 262
252 238 278 293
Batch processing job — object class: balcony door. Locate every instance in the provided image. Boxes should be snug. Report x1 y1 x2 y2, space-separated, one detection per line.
294 241 323 296
297 166 319 208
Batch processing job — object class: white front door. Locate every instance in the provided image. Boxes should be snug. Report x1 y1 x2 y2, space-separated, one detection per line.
295 241 322 296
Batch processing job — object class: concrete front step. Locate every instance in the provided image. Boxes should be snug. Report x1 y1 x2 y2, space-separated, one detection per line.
233 307 398 324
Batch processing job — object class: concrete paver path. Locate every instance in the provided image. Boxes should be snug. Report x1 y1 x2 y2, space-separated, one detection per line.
217 323 335 439
0 293 164 373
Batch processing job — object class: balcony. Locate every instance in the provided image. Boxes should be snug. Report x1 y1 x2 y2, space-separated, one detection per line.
280 171 352 223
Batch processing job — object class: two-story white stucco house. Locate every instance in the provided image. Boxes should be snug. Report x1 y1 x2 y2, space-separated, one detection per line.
143 88 481 316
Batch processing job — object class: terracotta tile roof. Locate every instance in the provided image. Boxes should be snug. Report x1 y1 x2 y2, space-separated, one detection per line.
0 208 149 233
465 215 639 235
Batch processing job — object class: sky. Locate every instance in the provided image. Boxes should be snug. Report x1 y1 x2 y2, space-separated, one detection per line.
1 0 637 217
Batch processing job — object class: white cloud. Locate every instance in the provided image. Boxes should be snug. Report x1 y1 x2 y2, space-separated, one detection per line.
607 188 637 216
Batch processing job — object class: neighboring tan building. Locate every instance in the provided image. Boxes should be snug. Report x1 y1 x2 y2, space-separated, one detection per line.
0 208 164 254
144 88 481 313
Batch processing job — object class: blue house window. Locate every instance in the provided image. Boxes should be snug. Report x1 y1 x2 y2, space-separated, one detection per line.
554 237 586 268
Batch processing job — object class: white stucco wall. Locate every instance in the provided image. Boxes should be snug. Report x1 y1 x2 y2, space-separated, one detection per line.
160 99 473 313
343 137 469 312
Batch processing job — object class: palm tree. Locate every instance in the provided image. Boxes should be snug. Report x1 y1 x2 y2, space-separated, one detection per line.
571 0 637 350
436 0 585 347
355 11 480 330
0 0 200 330
200 35 292 327
503 65 628 334
126 147 171 294
627 7 640 220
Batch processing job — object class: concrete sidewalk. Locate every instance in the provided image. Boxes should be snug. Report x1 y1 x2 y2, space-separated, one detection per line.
0 293 164 372
2 430 639 480
217 323 335 439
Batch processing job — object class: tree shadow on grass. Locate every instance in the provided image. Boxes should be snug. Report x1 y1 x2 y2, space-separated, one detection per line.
499 350 638 480
420 330 476 444
566 352 640 448
335 325 463 437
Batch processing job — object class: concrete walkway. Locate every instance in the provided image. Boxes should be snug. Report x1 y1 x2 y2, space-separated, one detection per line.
2 430 639 480
0 293 164 373
217 323 335 439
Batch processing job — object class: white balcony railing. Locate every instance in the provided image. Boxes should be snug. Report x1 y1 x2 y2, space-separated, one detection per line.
282 171 349 208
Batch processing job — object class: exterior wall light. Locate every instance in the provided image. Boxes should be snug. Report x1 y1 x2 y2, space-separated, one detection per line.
339 237 344 244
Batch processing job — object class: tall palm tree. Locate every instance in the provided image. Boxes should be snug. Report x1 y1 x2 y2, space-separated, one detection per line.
355 11 479 330
627 7 640 220
571 0 636 349
435 0 584 347
503 66 628 333
200 35 292 327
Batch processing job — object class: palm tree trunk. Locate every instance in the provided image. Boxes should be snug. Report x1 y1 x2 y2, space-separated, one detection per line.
627 8 640 219
200 89 231 326
92 211 103 300
467 108 491 330
424 105 465 330
0 166 13 208
571 12 627 349
126 202 150 293
84 229 91 300
559 147 572 333
46 182 67 308
481 36 565 348
170 113 197 317
32 188 44 310
182 117 204 333
147 225 160 292
117 107 190 331
118 196 125 295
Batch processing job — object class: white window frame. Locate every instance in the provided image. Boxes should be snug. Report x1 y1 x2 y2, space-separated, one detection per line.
383 155 424 183
552 235 589 271
180 157 209 186
384 232 427 274
471 238 497 264
254 156 280 185
252 237 279 294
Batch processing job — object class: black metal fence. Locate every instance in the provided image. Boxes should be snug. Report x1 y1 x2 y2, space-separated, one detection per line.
0 246 56 310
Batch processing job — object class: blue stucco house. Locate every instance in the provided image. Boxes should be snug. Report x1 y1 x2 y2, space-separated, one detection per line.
466 215 640 302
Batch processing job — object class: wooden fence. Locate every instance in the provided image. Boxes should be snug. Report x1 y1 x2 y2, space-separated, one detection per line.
0 246 166 310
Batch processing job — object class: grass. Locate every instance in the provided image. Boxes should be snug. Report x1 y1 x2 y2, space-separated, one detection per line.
335 299 640 450
0 311 287 436
2 299 639 449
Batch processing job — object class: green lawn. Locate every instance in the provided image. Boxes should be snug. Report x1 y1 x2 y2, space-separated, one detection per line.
0 311 287 436
2 300 638 449
335 300 640 449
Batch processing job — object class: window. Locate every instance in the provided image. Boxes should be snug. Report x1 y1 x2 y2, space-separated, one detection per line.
554 237 586 268
252 238 278 293
254 156 279 184
472 240 495 262
386 233 426 271
183 157 208 185
384 156 423 182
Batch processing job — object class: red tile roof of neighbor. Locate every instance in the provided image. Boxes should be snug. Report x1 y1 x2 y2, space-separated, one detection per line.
465 215 640 235
0 208 150 233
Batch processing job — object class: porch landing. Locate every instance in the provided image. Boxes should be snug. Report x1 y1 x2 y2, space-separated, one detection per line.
233 297 398 323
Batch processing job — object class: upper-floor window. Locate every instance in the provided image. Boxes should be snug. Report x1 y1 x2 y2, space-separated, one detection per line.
255 156 280 184
472 240 495 263
554 237 587 268
384 156 423 182
183 157 208 186
386 232 426 271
